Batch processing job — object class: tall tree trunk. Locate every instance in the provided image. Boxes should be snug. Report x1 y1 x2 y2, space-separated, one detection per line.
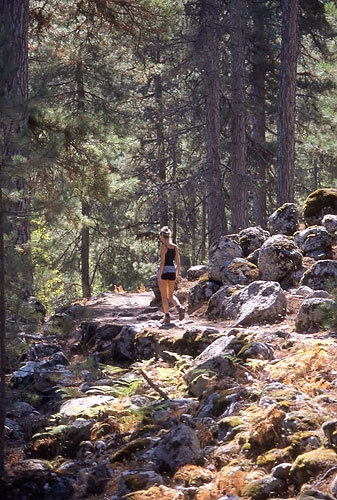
76 58 91 298
0 0 29 471
0 183 5 473
81 201 91 298
229 0 247 233
277 0 299 206
201 0 227 246
154 34 169 228
250 2 267 228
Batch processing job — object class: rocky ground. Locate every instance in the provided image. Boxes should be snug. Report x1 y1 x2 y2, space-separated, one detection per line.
4 277 337 500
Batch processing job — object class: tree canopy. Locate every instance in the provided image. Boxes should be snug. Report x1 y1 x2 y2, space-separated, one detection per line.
2 0 337 308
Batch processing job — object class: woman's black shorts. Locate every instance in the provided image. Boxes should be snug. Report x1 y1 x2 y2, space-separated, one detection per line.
161 272 176 281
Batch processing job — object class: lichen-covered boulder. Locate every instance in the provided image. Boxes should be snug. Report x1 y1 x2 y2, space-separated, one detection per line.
118 470 164 497
322 214 337 237
188 279 220 312
206 285 242 319
209 236 243 282
300 260 337 291
322 420 337 447
303 188 337 226
221 257 259 286
258 235 302 288
238 226 270 257
27 418 94 459
268 203 299 236
153 423 203 474
293 226 332 260
290 448 337 488
185 335 236 396
220 280 287 326
241 474 287 500
4 463 74 500
295 297 337 333
186 265 208 281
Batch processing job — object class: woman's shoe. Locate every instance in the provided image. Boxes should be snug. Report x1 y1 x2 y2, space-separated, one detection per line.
177 306 185 321
163 313 170 324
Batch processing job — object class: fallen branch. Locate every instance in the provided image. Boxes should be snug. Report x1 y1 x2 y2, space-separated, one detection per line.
139 369 170 400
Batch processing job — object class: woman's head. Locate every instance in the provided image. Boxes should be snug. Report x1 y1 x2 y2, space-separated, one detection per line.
160 226 171 239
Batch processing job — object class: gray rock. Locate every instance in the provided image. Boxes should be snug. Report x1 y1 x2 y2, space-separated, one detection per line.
268 202 299 236
186 265 208 281
112 325 141 361
153 423 203 474
294 226 333 260
238 226 270 256
271 462 292 479
185 336 236 396
258 235 302 287
206 285 241 319
322 420 337 446
221 257 259 286
322 214 337 236
295 297 337 333
209 236 243 282
300 259 337 291
220 280 287 326
188 280 221 312
118 470 164 496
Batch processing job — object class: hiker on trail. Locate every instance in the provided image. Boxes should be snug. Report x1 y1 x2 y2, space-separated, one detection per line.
158 226 185 324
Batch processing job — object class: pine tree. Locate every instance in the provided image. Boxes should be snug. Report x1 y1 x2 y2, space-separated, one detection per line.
0 0 29 472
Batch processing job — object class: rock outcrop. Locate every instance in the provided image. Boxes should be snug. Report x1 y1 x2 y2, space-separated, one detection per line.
6 197 337 499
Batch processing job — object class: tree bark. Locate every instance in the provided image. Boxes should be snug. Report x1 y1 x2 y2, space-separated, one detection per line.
229 0 247 233
250 2 267 228
0 0 29 471
200 0 227 246
154 34 169 228
277 0 299 206
75 58 91 299
81 201 91 298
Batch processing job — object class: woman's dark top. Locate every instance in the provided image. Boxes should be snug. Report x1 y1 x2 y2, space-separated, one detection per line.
164 247 175 266
161 246 176 280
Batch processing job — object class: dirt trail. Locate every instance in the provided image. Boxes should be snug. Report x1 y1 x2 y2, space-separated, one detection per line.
85 291 156 323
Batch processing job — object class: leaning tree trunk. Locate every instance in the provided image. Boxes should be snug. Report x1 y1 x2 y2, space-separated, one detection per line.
0 0 29 472
229 0 248 234
277 0 299 206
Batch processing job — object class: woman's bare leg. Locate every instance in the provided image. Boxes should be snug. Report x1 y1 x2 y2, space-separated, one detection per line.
158 278 170 314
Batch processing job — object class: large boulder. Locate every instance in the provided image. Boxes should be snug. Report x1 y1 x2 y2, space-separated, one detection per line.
220 280 287 326
303 188 337 226
221 257 259 286
186 265 208 281
206 285 241 319
295 297 337 333
153 423 203 474
322 214 337 237
238 226 270 257
293 226 333 260
258 235 302 288
208 236 243 282
300 260 337 291
188 279 221 312
268 203 299 236
185 335 236 396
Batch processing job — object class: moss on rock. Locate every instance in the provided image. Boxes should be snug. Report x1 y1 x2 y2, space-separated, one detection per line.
303 188 337 226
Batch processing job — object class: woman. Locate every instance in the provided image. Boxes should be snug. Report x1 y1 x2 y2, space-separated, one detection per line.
158 226 185 323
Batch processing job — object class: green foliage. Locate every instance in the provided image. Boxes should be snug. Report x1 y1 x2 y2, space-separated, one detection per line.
22 0 337 308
